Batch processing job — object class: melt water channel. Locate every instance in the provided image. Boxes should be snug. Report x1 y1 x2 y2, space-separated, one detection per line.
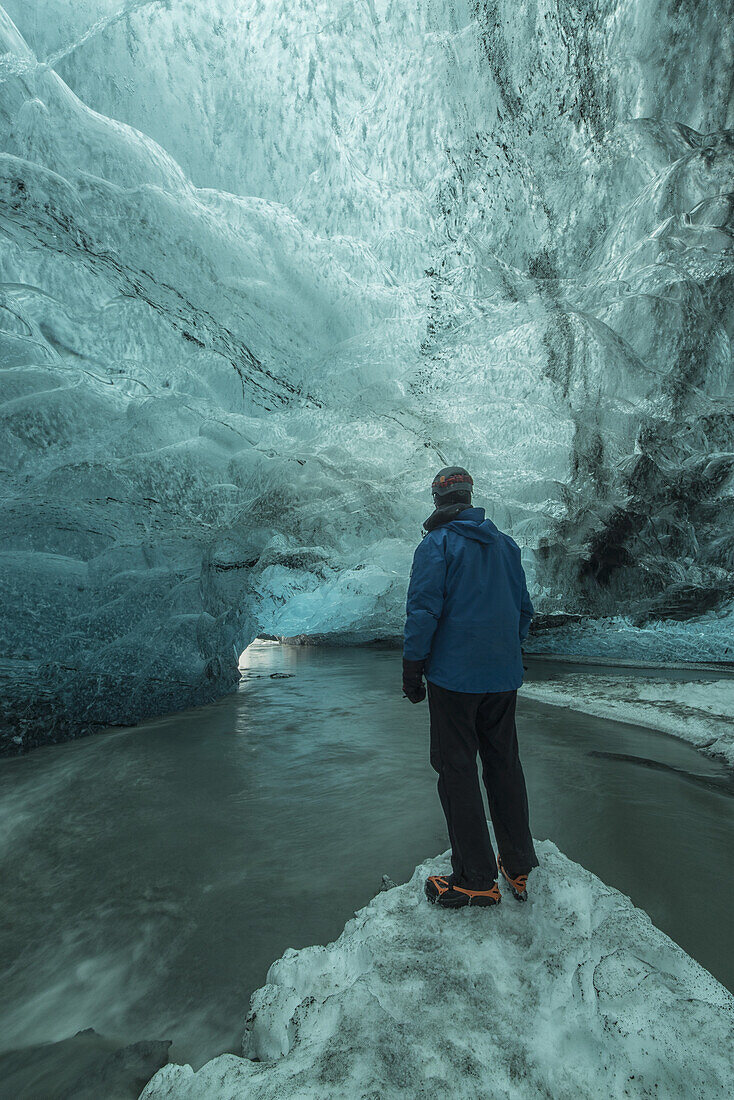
2 641 733 1077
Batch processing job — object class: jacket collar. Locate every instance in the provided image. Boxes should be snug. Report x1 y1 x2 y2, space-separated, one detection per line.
423 504 484 533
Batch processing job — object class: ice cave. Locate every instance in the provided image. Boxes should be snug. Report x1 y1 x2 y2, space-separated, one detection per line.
1 0 732 752
0 2 733 1098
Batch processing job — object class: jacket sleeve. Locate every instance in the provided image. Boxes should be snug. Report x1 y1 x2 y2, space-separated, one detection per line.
403 534 447 661
519 566 534 643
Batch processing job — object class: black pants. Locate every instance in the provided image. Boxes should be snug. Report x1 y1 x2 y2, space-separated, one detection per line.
428 681 538 889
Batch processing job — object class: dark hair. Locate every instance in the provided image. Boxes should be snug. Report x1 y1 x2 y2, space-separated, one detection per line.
434 489 472 506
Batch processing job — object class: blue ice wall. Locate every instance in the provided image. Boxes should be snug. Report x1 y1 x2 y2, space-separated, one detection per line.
0 2 731 748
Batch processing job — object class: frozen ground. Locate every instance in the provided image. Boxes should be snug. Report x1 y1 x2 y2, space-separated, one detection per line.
522 676 734 767
141 841 734 1100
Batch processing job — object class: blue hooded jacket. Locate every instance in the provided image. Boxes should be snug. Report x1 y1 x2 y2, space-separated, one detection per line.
403 507 533 693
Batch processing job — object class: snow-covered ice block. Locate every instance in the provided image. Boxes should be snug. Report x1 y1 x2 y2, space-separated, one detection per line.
141 842 734 1099
522 677 734 767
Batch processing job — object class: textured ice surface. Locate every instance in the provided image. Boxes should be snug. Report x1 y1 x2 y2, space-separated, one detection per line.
525 608 734 665
0 2 732 747
524 675 734 765
140 841 734 1099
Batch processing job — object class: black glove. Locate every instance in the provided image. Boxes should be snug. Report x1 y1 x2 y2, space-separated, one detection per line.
402 658 426 704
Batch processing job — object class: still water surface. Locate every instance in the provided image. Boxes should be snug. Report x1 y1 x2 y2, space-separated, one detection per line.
1 642 733 1069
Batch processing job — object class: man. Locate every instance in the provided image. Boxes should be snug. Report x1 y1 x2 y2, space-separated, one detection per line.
403 466 538 909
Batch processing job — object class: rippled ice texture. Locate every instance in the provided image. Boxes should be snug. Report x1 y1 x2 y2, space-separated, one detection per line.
0 2 732 748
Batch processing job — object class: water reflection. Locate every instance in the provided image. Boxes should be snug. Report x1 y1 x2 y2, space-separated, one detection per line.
1 642 732 1071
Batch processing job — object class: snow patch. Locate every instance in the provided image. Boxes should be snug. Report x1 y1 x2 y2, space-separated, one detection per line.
141 842 734 1099
522 678 734 767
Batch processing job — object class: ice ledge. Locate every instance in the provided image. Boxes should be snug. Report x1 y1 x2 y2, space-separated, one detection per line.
522 677 734 767
141 841 734 1099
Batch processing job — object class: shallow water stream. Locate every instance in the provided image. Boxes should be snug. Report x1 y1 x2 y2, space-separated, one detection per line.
1 642 733 1076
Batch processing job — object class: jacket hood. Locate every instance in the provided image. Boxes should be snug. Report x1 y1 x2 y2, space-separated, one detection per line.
424 505 498 543
446 507 498 543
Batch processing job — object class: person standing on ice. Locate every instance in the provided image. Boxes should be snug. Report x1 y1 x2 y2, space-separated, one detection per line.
403 467 538 909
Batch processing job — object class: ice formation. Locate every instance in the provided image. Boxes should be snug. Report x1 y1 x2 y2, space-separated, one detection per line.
0 2 732 747
523 675 734 765
140 841 734 1099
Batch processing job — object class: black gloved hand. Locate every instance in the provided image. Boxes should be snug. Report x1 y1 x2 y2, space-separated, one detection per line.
402 658 426 704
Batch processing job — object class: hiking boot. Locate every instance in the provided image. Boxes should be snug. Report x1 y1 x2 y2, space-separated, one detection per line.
425 875 501 908
498 858 529 902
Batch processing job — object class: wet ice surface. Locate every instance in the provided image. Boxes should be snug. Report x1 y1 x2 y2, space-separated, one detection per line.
1 643 733 1076
0 1030 170 1099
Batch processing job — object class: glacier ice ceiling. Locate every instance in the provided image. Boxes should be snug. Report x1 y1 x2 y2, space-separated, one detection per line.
0 1 732 749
